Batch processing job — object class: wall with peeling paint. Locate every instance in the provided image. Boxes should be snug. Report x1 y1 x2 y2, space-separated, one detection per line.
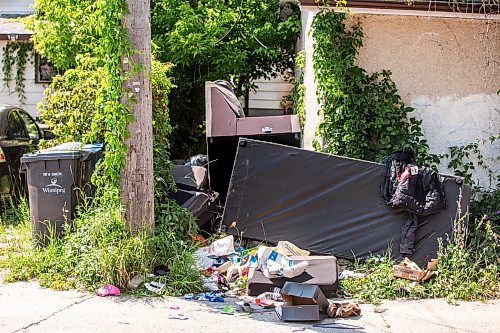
300 12 499 189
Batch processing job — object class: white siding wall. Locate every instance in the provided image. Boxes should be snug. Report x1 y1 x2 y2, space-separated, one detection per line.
0 40 47 117
241 76 293 116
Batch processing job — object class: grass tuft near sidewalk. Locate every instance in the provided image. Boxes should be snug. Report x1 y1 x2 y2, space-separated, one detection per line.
0 197 202 295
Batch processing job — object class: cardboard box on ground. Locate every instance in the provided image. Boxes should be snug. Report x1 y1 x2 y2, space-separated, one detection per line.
276 282 330 322
393 258 439 282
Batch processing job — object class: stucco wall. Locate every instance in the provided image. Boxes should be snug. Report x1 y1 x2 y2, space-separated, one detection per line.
0 41 47 117
301 12 499 189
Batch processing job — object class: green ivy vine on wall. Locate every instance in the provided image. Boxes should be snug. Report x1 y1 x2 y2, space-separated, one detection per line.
291 50 306 132
2 41 33 103
439 135 499 191
311 10 430 163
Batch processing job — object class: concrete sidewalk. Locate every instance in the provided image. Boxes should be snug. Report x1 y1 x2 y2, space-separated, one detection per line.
0 279 498 333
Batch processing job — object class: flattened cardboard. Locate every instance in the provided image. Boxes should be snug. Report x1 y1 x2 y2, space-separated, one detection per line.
393 265 426 281
276 282 329 322
393 258 439 282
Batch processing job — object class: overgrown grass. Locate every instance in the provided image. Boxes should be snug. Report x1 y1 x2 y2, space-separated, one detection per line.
0 195 202 295
340 212 499 304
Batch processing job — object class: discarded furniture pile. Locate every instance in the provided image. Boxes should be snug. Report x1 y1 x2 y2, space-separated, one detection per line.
160 80 471 322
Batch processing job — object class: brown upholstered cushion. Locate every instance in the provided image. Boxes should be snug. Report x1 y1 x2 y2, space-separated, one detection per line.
247 256 338 298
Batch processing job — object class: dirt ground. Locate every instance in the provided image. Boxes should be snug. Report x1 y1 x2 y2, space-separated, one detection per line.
0 271 499 333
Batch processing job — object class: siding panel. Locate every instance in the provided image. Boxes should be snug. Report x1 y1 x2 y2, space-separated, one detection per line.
0 40 46 117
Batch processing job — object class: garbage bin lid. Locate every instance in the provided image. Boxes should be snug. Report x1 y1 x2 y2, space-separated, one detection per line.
44 142 104 161
82 143 104 153
46 142 85 151
21 150 84 163
46 142 103 153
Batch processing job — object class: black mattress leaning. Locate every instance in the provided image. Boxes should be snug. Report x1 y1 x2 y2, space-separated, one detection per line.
222 139 471 267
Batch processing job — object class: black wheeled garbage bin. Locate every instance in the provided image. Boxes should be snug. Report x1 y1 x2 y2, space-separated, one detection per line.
21 150 83 246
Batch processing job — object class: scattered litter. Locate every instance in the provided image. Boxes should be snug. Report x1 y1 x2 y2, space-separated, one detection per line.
221 305 235 315
374 307 387 313
255 298 275 309
339 270 365 280
170 306 181 310
200 292 224 302
235 301 252 312
194 236 237 270
153 264 169 276
96 284 120 297
201 235 236 257
185 292 224 302
202 271 223 291
194 250 218 270
145 281 165 294
326 301 361 318
226 263 243 282
255 288 283 302
127 274 144 290
275 241 310 257
214 261 232 273
168 313 188 320
393 258 438 282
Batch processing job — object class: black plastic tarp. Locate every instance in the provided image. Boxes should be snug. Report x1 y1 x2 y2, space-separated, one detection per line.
222 139 470 266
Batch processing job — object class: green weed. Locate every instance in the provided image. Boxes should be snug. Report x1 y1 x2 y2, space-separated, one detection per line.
0 196 202 295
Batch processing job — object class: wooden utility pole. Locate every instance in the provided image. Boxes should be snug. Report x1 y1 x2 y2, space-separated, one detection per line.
121 0 154 235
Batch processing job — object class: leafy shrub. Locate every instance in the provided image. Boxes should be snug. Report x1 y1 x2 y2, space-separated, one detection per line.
38 57 103 145
39 57 174 148
312 11 429 162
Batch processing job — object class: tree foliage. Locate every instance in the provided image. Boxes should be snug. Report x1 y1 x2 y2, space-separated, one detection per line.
151 0 300 157
28 0 132 189
28 0 101 70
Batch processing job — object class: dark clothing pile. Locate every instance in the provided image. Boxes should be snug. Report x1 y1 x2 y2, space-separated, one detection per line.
381 149 447 255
